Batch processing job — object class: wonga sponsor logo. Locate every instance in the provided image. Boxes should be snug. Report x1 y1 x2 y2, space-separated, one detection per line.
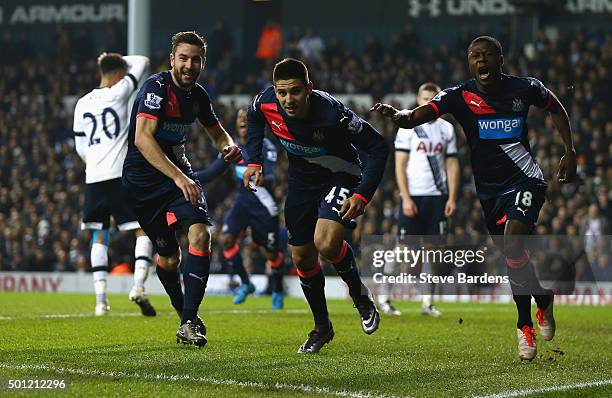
477 117 523 139
278 138 325 157
160 122 191 135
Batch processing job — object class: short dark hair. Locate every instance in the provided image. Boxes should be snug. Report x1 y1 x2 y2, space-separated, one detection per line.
468 36 503 56
98 53 127 75
418 82 441 95
171 31 207 55
273 58 309 86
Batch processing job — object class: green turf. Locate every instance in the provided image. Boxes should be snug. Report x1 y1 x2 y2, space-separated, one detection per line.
0 292 610 397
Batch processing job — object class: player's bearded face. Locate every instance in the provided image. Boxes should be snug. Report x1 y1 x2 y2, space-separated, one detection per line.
468 42 502 87
170 43 204 89
274 79 313 119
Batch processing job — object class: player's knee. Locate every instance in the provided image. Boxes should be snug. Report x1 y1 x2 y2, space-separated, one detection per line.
505 250 530 269
291 251 317 271
314 234 342 261
187 224 211 250
158 252 181 271
503 237 526 260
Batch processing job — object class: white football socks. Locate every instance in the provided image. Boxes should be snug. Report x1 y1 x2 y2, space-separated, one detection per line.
91 243 108 304
134 236 153 289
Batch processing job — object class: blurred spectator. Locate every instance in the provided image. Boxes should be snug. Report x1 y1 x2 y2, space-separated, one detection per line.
207 21 233 69
581 204 609 267
592 253 612 281
392 23 421 59
256 18 283 62
364 36 385 63
297 28 325 63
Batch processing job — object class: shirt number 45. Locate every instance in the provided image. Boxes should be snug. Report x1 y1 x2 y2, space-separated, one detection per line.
325 186 350 205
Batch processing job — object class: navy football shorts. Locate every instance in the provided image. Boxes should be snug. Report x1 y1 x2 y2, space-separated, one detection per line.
124 187 212 257
480 180 547 236
284 175 358 246
221 189 281 253
82 178 139 231
397 195 448 240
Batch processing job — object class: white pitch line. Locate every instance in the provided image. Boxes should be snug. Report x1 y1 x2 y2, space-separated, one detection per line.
0 309 307 321
0 363 407 398
0 305 515 321
472 379 612 398
0 313 138 321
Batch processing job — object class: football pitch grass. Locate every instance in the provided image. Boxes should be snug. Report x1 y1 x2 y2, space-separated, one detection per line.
0 292 610 397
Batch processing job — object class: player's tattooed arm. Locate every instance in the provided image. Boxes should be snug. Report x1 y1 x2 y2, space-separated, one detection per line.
135 116 202 205
547 91 576 184
369 103 437 129
202 122 243 163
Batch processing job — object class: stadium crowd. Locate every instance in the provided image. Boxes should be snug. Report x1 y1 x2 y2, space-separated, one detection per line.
0 24 610 281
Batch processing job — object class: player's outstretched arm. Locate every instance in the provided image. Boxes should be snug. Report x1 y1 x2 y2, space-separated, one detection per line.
370 103 437 129
123 55 150 83
203 122 243 163
134 116 201 204
547 91 576 183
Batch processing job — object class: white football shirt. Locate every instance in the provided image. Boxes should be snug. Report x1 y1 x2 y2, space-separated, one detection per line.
73 55 149 183
394 118 457 196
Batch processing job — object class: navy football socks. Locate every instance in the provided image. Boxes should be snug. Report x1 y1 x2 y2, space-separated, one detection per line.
328 241 364 298
513 294 533 329
268 252 284 293
155 262 184 315
507 252 551 328
181 247 211 324
223 243 250 285
298 262 330 330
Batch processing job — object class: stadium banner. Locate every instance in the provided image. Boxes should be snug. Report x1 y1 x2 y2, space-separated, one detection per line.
404 0 612 17
0 272 342 301
0 1 127 25
3 0 611 27
0 272 611 305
